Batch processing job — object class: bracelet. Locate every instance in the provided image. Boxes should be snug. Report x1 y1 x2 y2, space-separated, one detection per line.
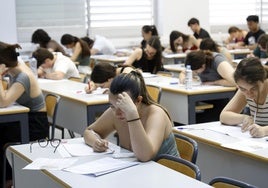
127 117 140 122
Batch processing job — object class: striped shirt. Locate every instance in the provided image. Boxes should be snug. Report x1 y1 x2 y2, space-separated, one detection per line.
247 96 268 126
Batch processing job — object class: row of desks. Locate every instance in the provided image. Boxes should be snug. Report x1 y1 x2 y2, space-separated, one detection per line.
7 121 267 187
38 77 236 135
1 76 236 143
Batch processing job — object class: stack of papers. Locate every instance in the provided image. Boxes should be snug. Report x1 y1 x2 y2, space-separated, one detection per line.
64 157 139 176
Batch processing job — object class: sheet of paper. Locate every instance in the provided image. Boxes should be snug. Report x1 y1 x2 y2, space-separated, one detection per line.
23 158 78 170
63 157 139 176
61 141 120 157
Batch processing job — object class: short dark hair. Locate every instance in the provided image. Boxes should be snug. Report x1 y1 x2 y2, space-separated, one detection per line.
91 62 116 83
246 15 259 23
31 29 51 47
188 18 199 26
32 48 54 68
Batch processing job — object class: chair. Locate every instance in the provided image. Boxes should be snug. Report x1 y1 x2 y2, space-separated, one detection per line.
155 154 201 180
146 84 162 103
45 93 61 139
173 133 198 164
209 176 258 188
69 73 88 83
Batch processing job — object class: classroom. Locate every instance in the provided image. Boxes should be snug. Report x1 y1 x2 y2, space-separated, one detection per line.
0 0 268 188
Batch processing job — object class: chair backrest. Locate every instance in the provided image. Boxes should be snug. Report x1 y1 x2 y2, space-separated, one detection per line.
69 73 88 83
209 176 258 188
156 154 201 181
173 132 198 164
146 84 162 103
45 93 61 139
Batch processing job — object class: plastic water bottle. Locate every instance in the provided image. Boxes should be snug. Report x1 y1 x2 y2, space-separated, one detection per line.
29 57 38 78
185 65 192 90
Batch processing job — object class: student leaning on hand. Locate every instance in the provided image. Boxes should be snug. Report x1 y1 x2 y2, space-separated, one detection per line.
83 71 179 161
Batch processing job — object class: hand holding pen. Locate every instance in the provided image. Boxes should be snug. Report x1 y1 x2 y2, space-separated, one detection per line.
91 130 109 152
241 114 254 133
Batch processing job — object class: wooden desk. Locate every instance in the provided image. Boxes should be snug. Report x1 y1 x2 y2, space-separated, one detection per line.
7 138 212 188
38 79 109 135
145 76 236 124
0 104 29 143
173 121 268 187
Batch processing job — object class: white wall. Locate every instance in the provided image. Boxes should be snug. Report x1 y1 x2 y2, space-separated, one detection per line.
157 0 210 46
0 0 210 48
0 0 17 43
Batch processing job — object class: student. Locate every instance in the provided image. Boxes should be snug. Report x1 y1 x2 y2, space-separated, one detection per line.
31 29 66 55
252 34 268 59
85 62 134 93
165 30 199 54
32 48 80 80
243 15 265 50
187 17 211 40
140 25 159 49
220 57 268 138
83 71 179 161
180 50 236 86
60 34 91 75
0 42 49 188
124 36 163 74
200 38 233 64
180 50 236 123
225 26 248 49
82 35 116 55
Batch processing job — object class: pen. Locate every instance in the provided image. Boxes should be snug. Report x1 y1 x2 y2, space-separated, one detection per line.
253 111 257 124
177 127 230 136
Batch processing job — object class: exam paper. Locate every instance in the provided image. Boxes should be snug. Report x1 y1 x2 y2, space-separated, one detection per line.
64 157 139 176
61 141 120 157
23 158 78 170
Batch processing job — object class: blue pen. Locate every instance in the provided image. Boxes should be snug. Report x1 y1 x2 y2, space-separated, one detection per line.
170 82 178 85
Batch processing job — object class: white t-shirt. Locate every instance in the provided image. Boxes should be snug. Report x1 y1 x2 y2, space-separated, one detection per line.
93 35 116 55
44 52 80 79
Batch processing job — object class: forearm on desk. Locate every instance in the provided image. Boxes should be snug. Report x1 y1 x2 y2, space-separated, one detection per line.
83 129 100 147
220 111 246 125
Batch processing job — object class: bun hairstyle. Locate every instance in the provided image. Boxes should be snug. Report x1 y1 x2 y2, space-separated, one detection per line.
0 41 21 67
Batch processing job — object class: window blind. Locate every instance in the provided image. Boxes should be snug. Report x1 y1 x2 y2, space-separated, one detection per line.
87 0 154 38
16 0 87 43
209 0 268 33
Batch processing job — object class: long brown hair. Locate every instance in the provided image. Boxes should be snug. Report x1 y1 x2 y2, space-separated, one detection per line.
110 70 172 120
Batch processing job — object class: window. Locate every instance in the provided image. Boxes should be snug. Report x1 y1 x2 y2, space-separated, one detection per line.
15 0 155 44
16 0 87 43
86 0 155 38
209 0 268 33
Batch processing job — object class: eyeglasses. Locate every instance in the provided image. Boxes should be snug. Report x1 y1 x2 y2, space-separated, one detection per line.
30 138 61 153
